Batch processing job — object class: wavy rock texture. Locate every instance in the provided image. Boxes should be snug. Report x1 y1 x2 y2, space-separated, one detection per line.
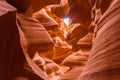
78 0 120 80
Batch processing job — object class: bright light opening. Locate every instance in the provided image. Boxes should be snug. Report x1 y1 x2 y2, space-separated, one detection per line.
63 18 70 26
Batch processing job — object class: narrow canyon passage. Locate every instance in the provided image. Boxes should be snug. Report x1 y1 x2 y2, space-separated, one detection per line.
0 0 120 80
